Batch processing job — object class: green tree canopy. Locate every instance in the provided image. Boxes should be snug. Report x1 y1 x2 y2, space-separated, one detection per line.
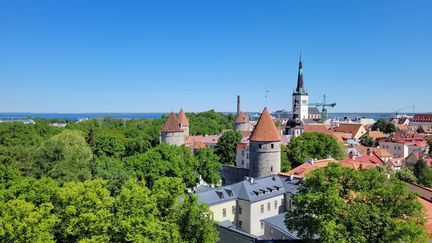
187 110 235 136
359 135 377 147
35 130 93 183
215 130 242 165
372 119 397 134
194 148 221 185
286 163 427 242
280 144 291 172
287 132 346 167
414 159 432 187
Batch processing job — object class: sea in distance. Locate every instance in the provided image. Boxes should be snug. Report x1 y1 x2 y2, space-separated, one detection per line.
0 112 408 122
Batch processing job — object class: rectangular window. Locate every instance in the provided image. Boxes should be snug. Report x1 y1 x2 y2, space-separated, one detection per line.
232 206 235 215
274 200 277 209
242 151 244 156
222 208 226 217
270 229 274 235
260 204 264 213
267 202 271 211
242 159 244 165
238 206 242 214
239 220 242 229
289 198 293 209
271 144 274 149
281 199 284 207
259 144 262 149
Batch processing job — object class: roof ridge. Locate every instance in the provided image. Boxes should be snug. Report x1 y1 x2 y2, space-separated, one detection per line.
249 107 281 142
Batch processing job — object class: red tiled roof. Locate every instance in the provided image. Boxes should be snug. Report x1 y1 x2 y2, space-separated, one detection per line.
235 112 249 124
236 143 247 149
417 197 432 235
367 131 386 139
249 107 281 142
333 123 363 138
303 124 333 136
178 108 189 126
161 112 183 132
412 114 432 122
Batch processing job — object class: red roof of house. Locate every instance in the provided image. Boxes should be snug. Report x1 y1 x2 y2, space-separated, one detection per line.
412 114 432 123
178 108 189 126
333 123 363 138
367 131 386 139
161 112 183 132
303 124 333 136
249 107 281 142
235 112 249 124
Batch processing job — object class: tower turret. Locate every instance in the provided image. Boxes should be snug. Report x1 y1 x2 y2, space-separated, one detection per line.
249 107 281 178
178 108 189 136
160 112 185 145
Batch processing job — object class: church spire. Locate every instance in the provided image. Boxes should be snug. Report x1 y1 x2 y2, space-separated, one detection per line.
295 52 306 95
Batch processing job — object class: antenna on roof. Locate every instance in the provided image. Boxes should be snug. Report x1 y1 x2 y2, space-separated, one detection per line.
265 90 270 107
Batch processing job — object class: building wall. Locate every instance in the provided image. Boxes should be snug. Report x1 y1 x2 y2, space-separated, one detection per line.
209 200 237 223
292 94 309 121
248 195 285 236
353 126 367 140
236 147 250 169
262 224 293 240
182 125 189 137
221 166 250 186
249 141 281 178
235 123 249 132
379 141 409 158
160 131 184 146
218 225 257 243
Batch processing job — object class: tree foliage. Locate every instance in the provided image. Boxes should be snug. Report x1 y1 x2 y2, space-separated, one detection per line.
287 132 346 167
187 110 235 136
281 144 291 172
359 135 377 147
286 163 427 242
215 130 242 165
372 119 397 134
195 148 221 185
414 159 432 187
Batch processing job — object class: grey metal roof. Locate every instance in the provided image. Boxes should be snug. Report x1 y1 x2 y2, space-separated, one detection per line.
196 175 302 204
261 213 299 239
196 186 236 206
308 107 321 114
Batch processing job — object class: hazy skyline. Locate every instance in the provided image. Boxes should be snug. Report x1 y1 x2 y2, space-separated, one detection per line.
1 0 431 113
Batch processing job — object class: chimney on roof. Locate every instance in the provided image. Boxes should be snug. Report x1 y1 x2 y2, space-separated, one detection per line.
367 148 372 156
289 174 294 181
237 95 241 116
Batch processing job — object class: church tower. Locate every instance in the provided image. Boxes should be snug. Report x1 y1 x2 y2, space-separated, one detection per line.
286 54 308 137
292 53 308 121
249 107 281 178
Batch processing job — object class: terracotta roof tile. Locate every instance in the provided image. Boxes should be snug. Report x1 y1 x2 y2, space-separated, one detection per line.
235 112 249 124
367 131 386 139
161 112 183 132
333 123 363 138
249 107 281 142
303 124 333 136
178 108 189 126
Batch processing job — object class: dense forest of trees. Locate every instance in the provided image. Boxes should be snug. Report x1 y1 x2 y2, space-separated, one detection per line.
0 112 233 242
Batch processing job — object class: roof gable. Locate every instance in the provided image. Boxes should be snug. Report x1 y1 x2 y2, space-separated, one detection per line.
161 112 183 132
249 107 281 142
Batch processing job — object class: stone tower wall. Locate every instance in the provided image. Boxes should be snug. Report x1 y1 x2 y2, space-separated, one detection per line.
160 131 184 146
234 123 249 132
249 141 281 178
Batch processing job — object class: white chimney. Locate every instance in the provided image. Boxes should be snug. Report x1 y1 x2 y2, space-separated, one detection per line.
289 174 294 181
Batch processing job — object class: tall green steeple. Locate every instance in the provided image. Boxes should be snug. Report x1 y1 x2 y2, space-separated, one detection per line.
295 52 306 95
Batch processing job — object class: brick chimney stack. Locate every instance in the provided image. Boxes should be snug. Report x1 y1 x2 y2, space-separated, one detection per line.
237 95 241 116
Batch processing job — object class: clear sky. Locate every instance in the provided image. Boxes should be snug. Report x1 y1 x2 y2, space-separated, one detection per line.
1 0 431 113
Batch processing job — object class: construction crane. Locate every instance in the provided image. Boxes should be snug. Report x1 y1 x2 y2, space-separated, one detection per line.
309 95 336 123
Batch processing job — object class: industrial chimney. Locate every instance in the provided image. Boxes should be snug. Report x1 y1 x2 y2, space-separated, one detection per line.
237 95 241 116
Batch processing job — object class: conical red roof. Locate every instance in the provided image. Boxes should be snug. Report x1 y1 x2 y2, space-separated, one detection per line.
235 112 249 124
249 107 281 142
178 108 189 126
161 112 183 132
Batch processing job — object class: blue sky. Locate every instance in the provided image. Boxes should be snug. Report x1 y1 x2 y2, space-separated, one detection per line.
0 0 431 113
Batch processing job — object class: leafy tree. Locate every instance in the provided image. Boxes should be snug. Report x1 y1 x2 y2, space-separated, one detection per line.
90 156 131 195
174 195 219 243
187 110 235 136
114 179 180 242
0 199 58 243
414 159 432 187
359 135 377 147
124 137 151 157
124 144 198 188
287 132 346 167
92 129 126 158
194 148 221 185
56 179 114 242
215 130 242 165
151 177 185 218
286 163 427 242
395 167 418 184
35 130 93 183
281 144 291 172
428 139 432 156
372 119 397 134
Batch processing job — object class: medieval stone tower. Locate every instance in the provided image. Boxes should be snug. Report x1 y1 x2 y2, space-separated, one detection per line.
234 95 251 132
178 108 189 136
160 112 185 145
249 107 281 178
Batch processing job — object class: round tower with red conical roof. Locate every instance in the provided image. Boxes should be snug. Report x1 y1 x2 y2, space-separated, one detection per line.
160 112 185 145
178 108 189 136
249 107 281 178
